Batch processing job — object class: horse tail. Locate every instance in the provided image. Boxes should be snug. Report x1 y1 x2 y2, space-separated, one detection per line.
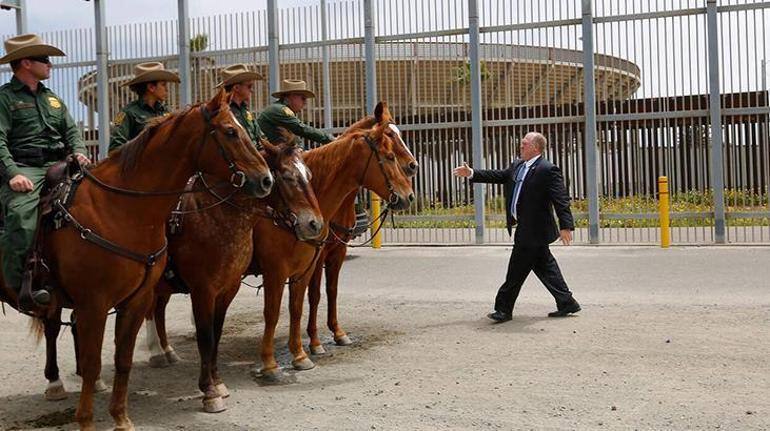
29 317 45 345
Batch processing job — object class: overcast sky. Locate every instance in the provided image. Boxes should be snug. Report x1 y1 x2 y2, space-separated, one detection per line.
1 0 314 33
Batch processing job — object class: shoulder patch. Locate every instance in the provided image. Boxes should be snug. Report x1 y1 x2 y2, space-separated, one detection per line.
47 96 61 109
114 111 126 125
282 106 295 117
246 111 253 122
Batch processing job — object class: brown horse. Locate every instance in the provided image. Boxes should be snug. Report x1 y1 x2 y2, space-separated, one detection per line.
306 122 418 354
252 101 415 379
0 88 272 431
147 132 324 413
140 102 413 390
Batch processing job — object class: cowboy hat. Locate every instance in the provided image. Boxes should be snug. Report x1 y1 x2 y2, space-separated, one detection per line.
271 79 316 99
216 63 263 87
122 62 180 87
0 33 65 64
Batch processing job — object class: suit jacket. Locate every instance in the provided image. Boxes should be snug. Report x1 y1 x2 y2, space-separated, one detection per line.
470 157 574 246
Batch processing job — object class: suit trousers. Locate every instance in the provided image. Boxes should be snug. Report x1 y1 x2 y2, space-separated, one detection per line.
494 243 574 313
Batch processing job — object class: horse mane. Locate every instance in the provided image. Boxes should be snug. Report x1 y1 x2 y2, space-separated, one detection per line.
340 115 376 137
109 104 198 177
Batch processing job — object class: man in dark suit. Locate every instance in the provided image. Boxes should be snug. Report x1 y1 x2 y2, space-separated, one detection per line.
453 132 580 321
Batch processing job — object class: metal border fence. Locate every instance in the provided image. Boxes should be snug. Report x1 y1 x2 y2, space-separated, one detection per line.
2 0 769 245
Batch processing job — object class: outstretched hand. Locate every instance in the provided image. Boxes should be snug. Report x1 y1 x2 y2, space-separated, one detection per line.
452 162 473 178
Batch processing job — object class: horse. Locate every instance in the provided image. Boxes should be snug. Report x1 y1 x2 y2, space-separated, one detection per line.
252 101 415 380
0 88 273 431
142 102 415 386
145 131 324 413
305 121 418 354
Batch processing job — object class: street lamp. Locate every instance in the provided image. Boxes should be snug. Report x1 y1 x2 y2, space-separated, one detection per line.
0 0 26 35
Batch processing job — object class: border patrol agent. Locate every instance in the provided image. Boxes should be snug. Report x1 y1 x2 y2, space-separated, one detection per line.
109 62 180 151
257 79 334 148
0 34 91 308
217 64 265 148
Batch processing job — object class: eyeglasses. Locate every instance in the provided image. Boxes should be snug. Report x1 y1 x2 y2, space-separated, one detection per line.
28 56 51 65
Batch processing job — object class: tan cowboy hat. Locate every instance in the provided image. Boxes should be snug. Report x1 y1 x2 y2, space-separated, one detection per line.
123 62 180 87
0 33 65 64
271 79 316 99
216 64 263 87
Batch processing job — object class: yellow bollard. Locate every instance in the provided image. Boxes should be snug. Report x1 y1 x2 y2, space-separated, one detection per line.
658 176 670 248
371 191 382 249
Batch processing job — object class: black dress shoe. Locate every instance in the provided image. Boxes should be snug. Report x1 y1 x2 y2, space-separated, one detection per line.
548 301 581 317
487 311 512 322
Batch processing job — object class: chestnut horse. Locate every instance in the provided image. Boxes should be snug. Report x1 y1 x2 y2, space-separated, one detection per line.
306 122 418 354
0 89 272 431
252 101 414 380
147 133 324 413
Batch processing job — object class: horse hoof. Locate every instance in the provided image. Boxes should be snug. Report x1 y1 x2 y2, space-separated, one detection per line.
259 366 284 382
113 420 135 431
165 349 181 364
309 344 326 355
215 382 230 399
335 335 353 346
44 380 67 401
292 357 316 371
202 396 226 413
148 354 168 368
94 378 109 393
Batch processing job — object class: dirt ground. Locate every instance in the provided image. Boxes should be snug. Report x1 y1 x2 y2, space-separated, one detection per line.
0 246 768 430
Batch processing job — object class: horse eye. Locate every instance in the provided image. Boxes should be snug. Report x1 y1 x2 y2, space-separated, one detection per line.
226 127 237 136
386 153 396 161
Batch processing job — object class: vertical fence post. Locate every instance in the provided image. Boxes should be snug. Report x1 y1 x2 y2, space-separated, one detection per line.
764 60 769 214
94 0 109 160
177 0 191 106
267 0 280 96
658 176 670 248
707 0 726 243
468 0 485 245
582 0 599 244
364 0 382 248
321 0 333 129
15 0 26 34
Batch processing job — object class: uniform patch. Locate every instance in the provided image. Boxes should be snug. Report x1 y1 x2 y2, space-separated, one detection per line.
47 96 61 109
282 106 295 117
114 111 126 125
246 111 253 122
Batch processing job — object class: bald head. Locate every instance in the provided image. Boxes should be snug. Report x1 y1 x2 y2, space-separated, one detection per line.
520 132 546 161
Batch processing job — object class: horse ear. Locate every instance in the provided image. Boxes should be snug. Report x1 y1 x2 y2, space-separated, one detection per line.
277 126 297 146
374 101 391 124
206 87 226 114
260 139 279 157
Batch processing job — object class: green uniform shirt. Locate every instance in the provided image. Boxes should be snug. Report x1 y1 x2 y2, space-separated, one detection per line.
0 76 87 181
109 98 170 151
257 100 333 147
229 101 265 149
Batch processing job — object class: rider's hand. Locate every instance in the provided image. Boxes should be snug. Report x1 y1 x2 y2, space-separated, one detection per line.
452 162 473 178
560 229 572 246
74 153 91 166
9 174 34 193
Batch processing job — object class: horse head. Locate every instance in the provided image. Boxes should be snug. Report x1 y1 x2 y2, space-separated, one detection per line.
261 129 324 241
197 88 274 198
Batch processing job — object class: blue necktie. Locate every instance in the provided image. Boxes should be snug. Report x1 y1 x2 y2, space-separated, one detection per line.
511 163 528 220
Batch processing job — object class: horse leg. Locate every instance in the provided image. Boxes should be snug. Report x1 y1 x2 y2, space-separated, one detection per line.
73 308 108 431
288 277 314 371
146 287 176 368
259 271 286 380
109 288 153 431
210 285 238 399
43 310 67 401
70 312 108 393
191 290 225 413
306 257 325 355
326 245 352 346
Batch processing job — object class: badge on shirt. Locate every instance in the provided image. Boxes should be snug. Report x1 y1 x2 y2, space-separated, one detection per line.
246 111 253 122
47 96 61 109
114 111 126 125
282 106 295 117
